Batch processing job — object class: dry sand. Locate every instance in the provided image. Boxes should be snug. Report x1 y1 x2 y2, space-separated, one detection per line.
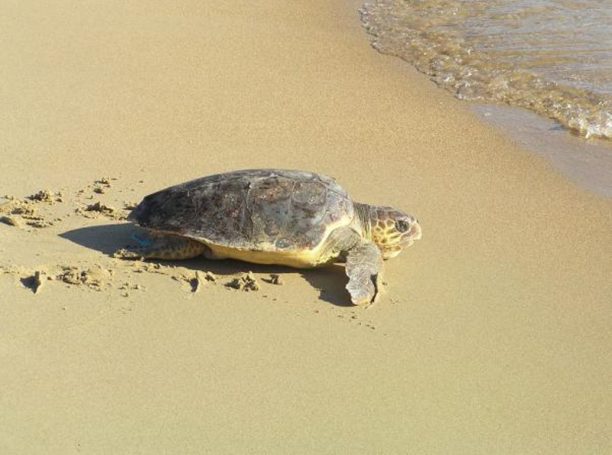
1 1 611 453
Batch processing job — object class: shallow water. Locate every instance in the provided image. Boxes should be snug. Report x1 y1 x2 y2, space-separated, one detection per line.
360 0 612 140
472 104 612 197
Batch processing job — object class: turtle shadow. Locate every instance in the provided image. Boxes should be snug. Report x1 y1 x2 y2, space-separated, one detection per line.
60 223 353 307
185 260 352 307
299 265 353 307
60 222 135 256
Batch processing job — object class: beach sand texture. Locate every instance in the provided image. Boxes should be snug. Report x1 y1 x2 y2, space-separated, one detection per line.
1 1 611 453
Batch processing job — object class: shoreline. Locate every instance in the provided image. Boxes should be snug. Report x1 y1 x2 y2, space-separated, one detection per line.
358 0 612 142
1 1 610 453
471 103 612 197
354 0 612 197
353 0 612 198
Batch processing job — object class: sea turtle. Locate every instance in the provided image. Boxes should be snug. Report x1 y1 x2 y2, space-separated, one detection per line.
117 169 421 305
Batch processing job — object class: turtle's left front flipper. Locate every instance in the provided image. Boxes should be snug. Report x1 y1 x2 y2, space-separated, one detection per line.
345 242 383 306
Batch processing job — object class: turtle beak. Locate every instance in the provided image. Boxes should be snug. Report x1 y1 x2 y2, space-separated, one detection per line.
402 218 422 246
410 219 422 241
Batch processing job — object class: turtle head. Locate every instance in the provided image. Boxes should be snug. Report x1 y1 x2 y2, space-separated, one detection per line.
364 205 422 259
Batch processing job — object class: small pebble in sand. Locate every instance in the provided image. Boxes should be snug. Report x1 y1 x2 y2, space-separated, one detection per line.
244 272 260 291
1 200 41 228
95 177 113 186
264 273 284 285
57 267 83 285
0 215 20 227
85 202 116 214
226 278 243 290
56 266 112 290
26 218 53 228
93 187 105 194
113 249 127 259
78 202 124 219
8 205 35 216
27 190 61 203
204 271 217 282
226 272 260 291
119 282 141 292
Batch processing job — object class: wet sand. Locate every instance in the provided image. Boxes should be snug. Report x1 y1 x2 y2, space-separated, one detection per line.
1 1 610 453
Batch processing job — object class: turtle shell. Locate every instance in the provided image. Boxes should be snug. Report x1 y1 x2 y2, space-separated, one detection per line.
130 169 355 253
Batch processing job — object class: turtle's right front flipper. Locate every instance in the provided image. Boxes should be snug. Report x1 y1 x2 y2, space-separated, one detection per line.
345 242 383 306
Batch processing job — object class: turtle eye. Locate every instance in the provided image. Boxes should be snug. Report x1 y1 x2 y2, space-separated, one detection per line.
396 219 410 233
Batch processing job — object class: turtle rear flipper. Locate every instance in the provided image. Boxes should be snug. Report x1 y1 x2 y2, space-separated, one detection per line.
345 242 383 305
116 232 208 260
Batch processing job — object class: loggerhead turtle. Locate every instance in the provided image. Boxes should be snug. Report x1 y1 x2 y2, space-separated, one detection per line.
117 169 421 305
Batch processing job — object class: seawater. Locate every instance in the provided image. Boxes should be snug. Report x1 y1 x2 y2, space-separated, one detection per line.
359 0 612 140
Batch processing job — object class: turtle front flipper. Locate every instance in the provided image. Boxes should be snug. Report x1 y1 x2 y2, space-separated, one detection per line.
345 242 383 305
115 232 208 260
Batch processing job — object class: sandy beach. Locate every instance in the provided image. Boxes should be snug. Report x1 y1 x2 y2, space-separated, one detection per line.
1 1 611 453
